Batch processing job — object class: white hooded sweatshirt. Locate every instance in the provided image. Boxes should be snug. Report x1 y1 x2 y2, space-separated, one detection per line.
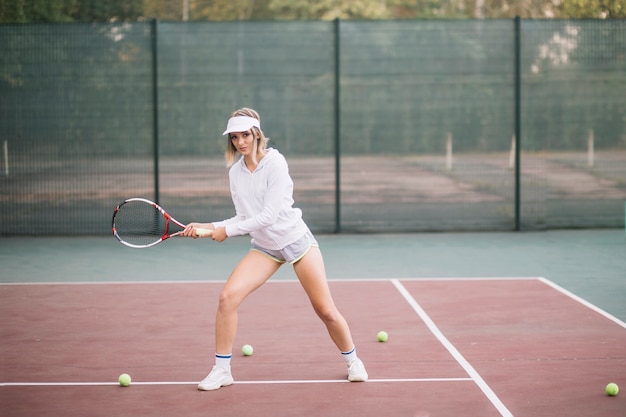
212 148 308 250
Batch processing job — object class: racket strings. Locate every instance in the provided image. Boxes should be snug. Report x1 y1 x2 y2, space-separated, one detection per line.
113 201 168 246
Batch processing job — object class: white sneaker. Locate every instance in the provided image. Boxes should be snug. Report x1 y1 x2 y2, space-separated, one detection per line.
347 359 368 382
197 366 234 391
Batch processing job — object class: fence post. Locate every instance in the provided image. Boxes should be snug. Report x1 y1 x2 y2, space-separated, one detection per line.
151 19 160 204
587 129 595 168
3 140 8 177
334 17 341 233
446 132 453 171
514 16 521 231
509 135 516 169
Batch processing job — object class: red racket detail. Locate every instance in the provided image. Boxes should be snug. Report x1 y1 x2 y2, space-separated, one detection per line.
112 198 210 248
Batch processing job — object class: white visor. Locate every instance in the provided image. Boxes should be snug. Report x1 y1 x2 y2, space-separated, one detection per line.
222 116 261 135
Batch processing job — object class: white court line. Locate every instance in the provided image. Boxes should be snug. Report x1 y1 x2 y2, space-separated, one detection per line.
1 377 472 387
391 279 514 417
537 276 626 330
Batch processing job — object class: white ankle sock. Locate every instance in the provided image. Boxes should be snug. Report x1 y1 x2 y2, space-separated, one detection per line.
341 346 357 362
215 353 232 371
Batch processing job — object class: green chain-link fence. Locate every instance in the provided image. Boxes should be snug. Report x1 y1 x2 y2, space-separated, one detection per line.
1 19 624 235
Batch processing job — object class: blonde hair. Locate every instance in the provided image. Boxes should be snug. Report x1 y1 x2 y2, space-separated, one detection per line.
224 108 269 167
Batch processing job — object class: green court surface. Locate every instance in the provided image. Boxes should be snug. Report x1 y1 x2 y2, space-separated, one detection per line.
1 229 624 322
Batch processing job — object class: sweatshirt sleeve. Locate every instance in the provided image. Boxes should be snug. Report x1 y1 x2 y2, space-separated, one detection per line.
224 155 291 237
211 165 243 230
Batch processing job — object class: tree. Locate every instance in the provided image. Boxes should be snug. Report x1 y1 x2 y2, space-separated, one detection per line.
268 0 397 19
0 0 143 23
144 0 185 21
557 0 625 18
2 0 624 24
192 0 265 20
0 0 74 22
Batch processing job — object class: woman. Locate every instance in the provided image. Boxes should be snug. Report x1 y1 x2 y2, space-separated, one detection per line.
183 108 368 391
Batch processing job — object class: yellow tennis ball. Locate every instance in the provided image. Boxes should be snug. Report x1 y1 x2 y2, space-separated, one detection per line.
606 382 619 396
118 373 131 387
242 344 254 356
377 331 388 342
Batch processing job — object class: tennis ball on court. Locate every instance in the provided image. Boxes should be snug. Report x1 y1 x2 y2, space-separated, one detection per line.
242 344 254 356
377 331 389 342
606 382 619 396
118 373 131 387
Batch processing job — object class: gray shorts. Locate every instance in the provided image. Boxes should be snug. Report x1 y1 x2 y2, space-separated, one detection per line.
251 232 319 264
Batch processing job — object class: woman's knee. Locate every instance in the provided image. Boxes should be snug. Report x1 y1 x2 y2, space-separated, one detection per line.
314 304 342 324
218 288 243 313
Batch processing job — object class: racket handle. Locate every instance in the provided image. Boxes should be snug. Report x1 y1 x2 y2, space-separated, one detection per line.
195 228 213 238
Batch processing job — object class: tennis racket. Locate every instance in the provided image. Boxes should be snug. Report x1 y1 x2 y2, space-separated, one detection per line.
112 197 212 249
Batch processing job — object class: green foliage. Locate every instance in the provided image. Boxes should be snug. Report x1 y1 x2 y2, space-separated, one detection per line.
191 0 252 20
2 0 625 22
0 0 143 23
268 0 393 19
558 0 625 18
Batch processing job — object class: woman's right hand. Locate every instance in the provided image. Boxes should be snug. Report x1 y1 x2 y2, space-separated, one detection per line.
182 222 214 238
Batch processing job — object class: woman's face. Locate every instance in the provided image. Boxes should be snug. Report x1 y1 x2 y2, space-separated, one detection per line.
230 130 255 157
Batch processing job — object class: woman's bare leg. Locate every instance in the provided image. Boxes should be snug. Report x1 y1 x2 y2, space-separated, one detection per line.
215 250 281 354
293 246 354 352
198 251 282 391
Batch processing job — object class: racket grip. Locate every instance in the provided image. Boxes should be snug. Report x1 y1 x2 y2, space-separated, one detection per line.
195 228 213 238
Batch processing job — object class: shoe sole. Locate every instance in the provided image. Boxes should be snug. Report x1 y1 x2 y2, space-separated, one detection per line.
197 379 234 391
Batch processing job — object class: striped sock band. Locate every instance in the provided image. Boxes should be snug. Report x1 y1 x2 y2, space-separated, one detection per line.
215 353 232 370
341 346 357 362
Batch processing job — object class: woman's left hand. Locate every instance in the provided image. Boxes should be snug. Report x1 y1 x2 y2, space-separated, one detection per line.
211 227 228 242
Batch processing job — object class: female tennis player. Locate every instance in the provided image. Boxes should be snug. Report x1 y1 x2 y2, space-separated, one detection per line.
183 108 368 391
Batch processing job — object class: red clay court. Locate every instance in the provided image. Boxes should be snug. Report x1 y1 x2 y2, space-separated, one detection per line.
2 277 625 417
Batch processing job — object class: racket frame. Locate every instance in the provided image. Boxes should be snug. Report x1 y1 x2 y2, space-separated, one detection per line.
112 197 188 249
